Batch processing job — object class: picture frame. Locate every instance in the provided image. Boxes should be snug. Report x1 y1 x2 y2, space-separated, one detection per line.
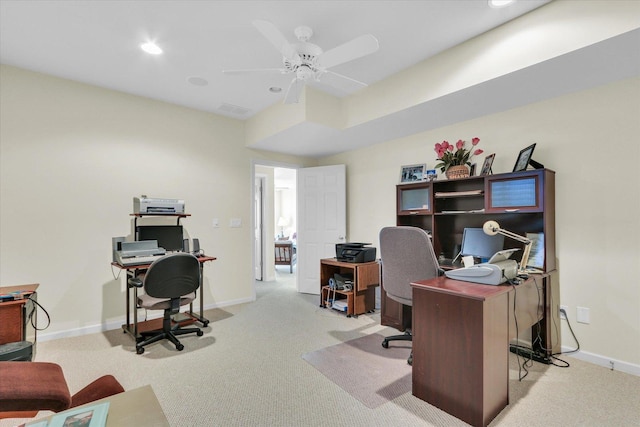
480 154 495 176
49 401 110 427
513 143 536 172
400 164 426 183
469 163 477 176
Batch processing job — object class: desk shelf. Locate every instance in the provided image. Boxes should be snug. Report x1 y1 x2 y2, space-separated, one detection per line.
130 213 191 227
321 286 354 316
319 259 379 317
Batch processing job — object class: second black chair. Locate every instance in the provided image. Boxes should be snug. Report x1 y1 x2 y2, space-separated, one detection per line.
128 253 203 354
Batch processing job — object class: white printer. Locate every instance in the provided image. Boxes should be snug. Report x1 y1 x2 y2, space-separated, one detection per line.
133 196 185 214
444 249 519 286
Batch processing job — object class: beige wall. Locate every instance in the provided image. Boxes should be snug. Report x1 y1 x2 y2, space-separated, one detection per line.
320 76 640 368
1 0 638 372
0 65 314 338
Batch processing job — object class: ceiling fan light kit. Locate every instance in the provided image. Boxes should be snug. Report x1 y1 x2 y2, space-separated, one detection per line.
223 20 379 104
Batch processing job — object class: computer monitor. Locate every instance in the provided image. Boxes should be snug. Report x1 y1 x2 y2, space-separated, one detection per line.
136 225 184 252
460 227 504 261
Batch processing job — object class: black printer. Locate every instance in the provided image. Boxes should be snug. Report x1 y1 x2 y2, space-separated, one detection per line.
335 243 377 263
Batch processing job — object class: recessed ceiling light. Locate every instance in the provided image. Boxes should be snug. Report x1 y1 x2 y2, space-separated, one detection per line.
269 87 282 93
140 41 163 55
187 77 208 87
488 0 515 8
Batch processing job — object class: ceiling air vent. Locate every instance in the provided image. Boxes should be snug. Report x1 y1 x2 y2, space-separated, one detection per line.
219 103 251 116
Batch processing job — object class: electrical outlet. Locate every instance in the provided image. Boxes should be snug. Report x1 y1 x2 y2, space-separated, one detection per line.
559 305 568 320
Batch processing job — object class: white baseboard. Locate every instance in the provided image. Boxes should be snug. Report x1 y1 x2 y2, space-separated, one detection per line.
37 296 254 343
510 337 640 377
562 346 640 376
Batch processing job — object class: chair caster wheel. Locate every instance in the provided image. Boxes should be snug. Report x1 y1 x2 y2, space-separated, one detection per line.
197 330 204 337
176 344 184 351
202 321 209 327
382 340 389 349
136 347 145 355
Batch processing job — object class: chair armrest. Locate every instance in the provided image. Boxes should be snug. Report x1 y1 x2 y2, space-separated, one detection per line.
70 375 124 408
128 277 143 288
0 362 71 413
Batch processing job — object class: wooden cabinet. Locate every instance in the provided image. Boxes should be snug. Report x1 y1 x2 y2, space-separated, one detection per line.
0 292 37 351
384 169 556 329
320 259 379 317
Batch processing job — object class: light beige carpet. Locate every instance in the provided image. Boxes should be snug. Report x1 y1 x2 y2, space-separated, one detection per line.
302 333 412 409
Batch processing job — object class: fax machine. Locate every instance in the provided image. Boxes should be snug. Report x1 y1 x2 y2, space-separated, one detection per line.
115 240 166 266
336 243 376 263
444 249 519 286
133 195 185 214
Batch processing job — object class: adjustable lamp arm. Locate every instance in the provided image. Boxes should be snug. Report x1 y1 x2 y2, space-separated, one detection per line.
483 220 532 274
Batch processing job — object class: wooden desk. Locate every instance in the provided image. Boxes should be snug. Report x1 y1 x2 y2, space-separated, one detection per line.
112 256 216 340
410 275 554 427
25 385 169 427
0 284 38 346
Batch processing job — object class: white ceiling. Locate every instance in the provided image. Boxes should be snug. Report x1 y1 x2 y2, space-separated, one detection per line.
1 1 549 114
2 1 636 158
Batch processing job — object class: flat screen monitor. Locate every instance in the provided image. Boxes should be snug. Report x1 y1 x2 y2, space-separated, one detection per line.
136 225 184 252
460 227 504 261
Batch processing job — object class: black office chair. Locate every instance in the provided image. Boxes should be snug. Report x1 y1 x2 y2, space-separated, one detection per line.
379 226 440 365
128 253 203 354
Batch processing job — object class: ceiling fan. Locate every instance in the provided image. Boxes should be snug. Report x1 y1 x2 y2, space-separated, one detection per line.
223 20 379 104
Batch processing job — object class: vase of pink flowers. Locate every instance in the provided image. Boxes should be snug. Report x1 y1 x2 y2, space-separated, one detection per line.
434 137 483 179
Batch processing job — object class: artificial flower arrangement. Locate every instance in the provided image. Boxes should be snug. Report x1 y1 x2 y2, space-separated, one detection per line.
434 137 483 173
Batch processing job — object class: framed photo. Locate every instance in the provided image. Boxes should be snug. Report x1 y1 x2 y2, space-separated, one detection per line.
480 154 495 176
513 143 536 172
425 169 437 181
400 164 426 183
49 401 110 427
469 163 477 176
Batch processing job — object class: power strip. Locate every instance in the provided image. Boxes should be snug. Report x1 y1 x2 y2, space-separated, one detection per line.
509 345 551 365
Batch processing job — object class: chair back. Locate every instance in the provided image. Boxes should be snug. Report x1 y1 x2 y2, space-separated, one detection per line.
275 242 293 262
143 253 200 299
379 226 440 307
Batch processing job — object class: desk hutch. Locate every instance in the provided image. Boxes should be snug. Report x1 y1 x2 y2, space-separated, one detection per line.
381 169 560 356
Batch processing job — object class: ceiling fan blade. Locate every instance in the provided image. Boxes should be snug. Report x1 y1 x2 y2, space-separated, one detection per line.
323 70 368 87
318 34 379 69
283 78 303 104
252 20 300 62
222 68 287 75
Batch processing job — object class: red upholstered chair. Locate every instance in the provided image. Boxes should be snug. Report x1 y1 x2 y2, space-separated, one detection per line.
0 362 124 420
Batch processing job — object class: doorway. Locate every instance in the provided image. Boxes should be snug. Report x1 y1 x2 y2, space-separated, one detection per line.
253 163 298 283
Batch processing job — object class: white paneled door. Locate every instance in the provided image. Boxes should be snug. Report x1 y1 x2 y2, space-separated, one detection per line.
297 165 346 295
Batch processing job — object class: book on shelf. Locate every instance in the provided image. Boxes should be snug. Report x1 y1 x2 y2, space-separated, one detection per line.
435 189 484 197
526 232 545 269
